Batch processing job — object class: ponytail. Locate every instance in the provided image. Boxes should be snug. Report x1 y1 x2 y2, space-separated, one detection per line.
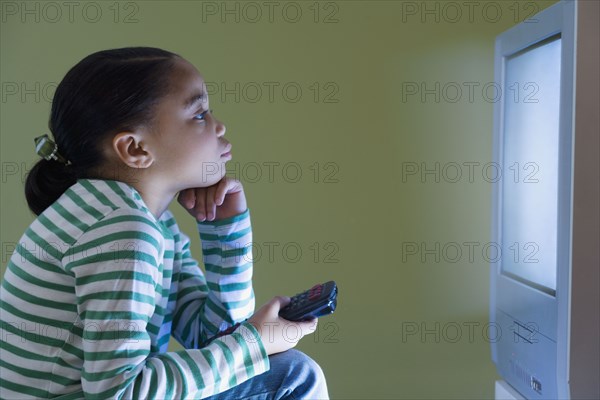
25 159 77 216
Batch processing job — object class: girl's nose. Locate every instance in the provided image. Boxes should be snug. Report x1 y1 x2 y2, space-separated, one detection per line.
216 119 226 137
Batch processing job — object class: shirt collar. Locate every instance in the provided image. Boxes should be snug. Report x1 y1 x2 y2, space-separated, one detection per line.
76 178 153 217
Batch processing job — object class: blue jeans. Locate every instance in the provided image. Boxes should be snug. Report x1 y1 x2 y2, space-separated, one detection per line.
203 349 329 400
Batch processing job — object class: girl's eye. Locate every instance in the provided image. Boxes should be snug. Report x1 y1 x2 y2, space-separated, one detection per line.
193 109 213 121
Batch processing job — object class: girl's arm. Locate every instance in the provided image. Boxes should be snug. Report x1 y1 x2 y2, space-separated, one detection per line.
173 177 257 345
67 208 268 399
168 208 256 347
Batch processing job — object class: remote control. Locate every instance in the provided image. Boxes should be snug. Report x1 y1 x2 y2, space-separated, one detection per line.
279 281 338 322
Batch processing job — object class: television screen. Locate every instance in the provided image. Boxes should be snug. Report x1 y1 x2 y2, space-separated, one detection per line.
500 35 562 295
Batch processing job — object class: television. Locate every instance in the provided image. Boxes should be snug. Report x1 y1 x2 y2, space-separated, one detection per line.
490 1 599 399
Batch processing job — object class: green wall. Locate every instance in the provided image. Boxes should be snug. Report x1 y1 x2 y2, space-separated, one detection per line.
1 1 557 398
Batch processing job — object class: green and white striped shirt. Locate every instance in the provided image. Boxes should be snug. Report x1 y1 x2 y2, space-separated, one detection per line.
0 178 269 399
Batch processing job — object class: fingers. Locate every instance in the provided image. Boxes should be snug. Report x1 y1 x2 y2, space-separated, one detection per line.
249 296 319 355
194 189 207 221
263 296 285 314
298 318 318 334
178 177 244 222
214 178 229 206
185 178 230 222
178 189 196 209
205 185 218 221
177 188 207 221
273 295 291 309
271 296 318 337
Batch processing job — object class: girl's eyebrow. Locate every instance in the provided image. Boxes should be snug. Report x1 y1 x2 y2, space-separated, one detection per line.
184 92 207 110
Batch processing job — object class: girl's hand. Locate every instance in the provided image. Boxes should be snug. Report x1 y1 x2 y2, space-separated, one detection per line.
177 176 248 222
248 296 318 356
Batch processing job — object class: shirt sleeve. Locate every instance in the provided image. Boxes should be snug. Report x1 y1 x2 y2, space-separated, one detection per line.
171 208 256 348
65 208 269 399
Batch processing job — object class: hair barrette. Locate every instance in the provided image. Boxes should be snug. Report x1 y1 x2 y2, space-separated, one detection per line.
34 134 71 165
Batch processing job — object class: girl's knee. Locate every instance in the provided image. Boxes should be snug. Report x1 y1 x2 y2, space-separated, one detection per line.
292 350 325 381
279 349 329 399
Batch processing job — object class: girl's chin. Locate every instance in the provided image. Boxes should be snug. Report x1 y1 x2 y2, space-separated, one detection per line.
201 166 227 184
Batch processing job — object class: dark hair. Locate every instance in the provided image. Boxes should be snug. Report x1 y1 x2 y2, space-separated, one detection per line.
25 47 180 216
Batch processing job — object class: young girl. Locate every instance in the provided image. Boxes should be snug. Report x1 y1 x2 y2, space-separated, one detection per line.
0 47 329 399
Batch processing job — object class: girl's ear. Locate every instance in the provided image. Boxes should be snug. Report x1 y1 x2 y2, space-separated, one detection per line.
112 132 154 169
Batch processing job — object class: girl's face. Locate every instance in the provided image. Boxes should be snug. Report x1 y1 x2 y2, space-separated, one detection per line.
150 58 231 190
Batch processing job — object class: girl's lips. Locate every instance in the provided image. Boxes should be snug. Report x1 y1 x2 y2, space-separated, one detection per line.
221 151 232 158
221 144 232 156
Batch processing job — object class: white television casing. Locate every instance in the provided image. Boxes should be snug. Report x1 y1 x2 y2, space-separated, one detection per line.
490 1 599 399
